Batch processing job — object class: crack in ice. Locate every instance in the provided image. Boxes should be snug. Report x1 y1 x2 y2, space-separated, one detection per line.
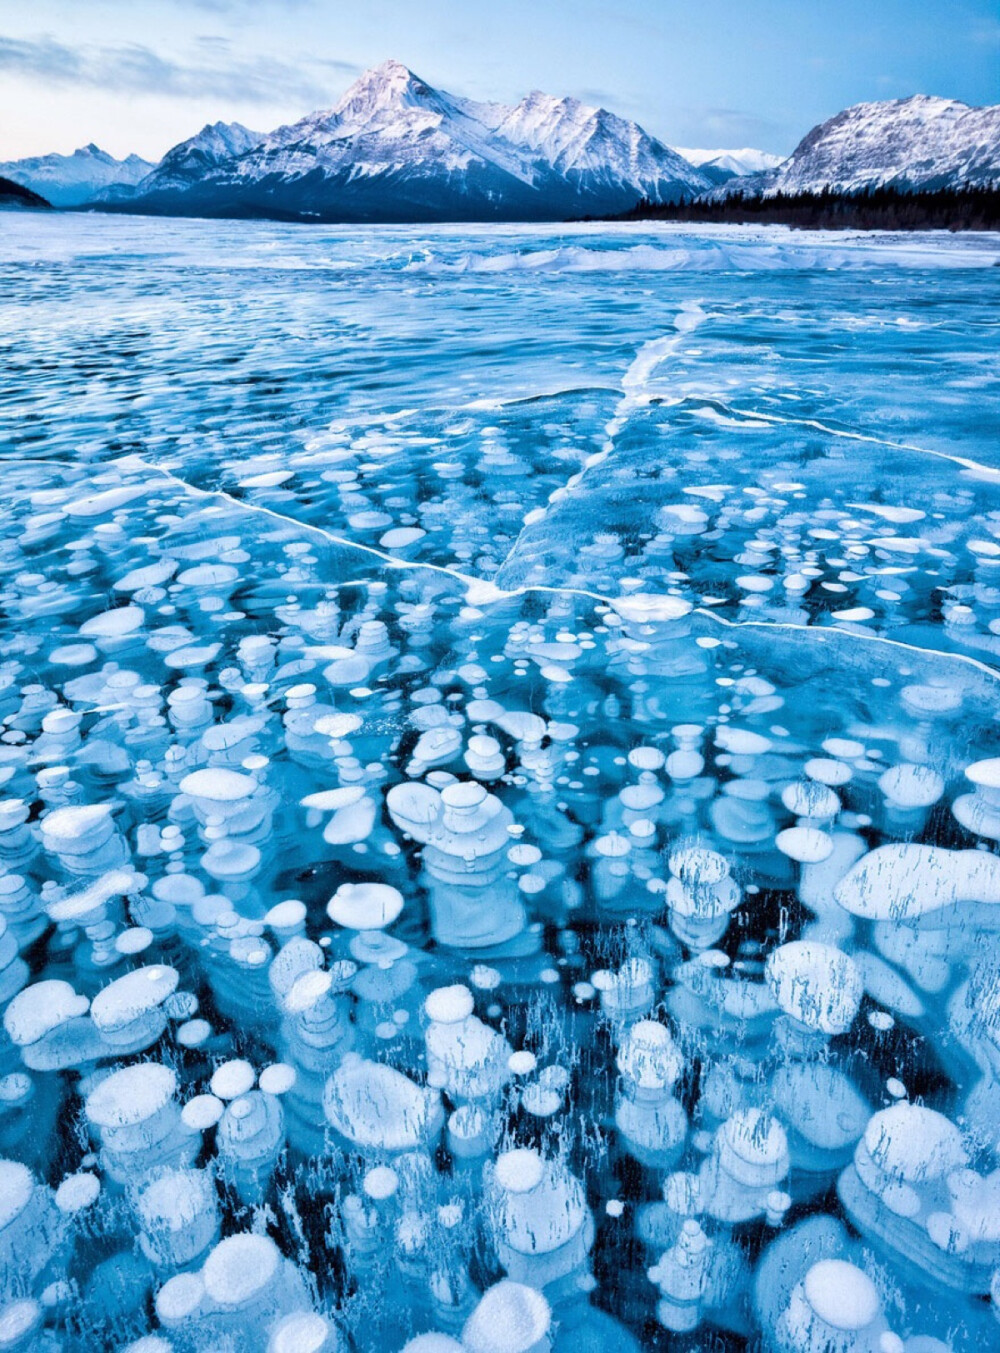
115 454 1000 691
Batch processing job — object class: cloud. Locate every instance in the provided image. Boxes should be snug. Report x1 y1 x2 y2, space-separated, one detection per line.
0 33 358 107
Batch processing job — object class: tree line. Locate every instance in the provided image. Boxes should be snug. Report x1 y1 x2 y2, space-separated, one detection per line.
614 184 1000 232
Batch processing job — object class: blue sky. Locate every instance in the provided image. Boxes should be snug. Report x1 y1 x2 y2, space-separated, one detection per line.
2 0 998 161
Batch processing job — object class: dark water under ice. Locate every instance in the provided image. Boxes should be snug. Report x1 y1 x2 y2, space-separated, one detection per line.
0 216 999 1351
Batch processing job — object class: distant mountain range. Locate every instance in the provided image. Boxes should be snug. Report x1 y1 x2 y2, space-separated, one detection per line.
0 143 153 208
711 95 1000 200
671 147 785 184
2 67 998 223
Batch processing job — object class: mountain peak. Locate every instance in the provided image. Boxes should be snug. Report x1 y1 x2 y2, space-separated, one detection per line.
713 92 1000 199
334 60 437 116
90 60 715 219
370 58 420 82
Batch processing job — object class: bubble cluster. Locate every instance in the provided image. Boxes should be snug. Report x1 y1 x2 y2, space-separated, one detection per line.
1 217 999 1350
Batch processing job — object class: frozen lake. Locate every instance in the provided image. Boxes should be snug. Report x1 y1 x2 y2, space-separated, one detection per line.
1 215 1000 1350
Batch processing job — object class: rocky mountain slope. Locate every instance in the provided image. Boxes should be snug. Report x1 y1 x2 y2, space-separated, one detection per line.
712 96 1000 198
102 60 711 221
0 175 51 210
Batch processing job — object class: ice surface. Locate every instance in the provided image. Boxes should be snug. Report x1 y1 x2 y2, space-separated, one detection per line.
0 214 999 1348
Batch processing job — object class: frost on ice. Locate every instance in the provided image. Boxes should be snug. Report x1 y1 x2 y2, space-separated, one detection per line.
1 216 1000 1349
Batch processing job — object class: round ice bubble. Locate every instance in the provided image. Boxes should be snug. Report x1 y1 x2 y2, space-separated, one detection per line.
202 1233 280 1307
210 1060 256 1100
90 966 179 1033
3 980 89 1046
55 1172 100 1214
719 1109 789 1184
86 1063 177 1128
179 768 257 803
878 763 944 809
803 1259 880 1331
766 941 863 1035
327 882 403 930
0 1300 43 1347
401 1337 463 1353
259 1064 296 1096
861 1102 967 1183
323 1057 442 1152
425 985 475 1024
776 824 834 863
182 1095 225 1131
268 1311 339 1352
462 1280 551 1353
0 1159 34 1230
617 1020 683 1090
495 1148 544 1195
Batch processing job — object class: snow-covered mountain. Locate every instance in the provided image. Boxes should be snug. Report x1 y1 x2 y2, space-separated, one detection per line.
104 60 711 222
131 121 264 195
711 96 1000 198
0 144 153 208
673 147 784 184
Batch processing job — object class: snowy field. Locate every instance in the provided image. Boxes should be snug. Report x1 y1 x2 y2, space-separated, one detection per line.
0 215 999 1350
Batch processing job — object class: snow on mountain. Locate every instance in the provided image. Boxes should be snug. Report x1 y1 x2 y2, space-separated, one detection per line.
109 60 711 222
127 122 264 196
0 144 153 208
711 96 1000 198
673 147 785 179
496 91 702 195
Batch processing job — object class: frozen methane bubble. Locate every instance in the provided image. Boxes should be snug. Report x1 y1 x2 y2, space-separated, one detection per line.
90 964 179 1053
157 1231 312 1350
85 1062 196 1183
323 1055 443 1153
953 757 1000 840
424 983 511 1101
0 1160 62 1300
648 1219 715 1333
326 882 404 931
3 220 1000 1349
835 845 1000 920
3 978 93 1070
135 1166 220 1269
698 1109 791 1224
461 1281 551 1353
765 941 863 1036
385 780 530 951
837 1102 1000 1293
878 762 944 833
666 846 740 950
615 1019 687 1167
490 1146 594 1288
268 1311 340 1352
777 1258 886 1352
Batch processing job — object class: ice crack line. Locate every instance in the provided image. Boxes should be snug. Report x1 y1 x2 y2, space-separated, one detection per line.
494 302 709 573
118 454 1000 690
687 398 1000 485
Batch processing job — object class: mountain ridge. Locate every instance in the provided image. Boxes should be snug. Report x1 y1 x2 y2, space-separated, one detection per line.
710 95 1000 200
6 70 997 222
0 144 153 208
95 59 713 222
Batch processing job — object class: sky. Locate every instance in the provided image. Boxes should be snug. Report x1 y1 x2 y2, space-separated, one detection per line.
1 0 998 163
